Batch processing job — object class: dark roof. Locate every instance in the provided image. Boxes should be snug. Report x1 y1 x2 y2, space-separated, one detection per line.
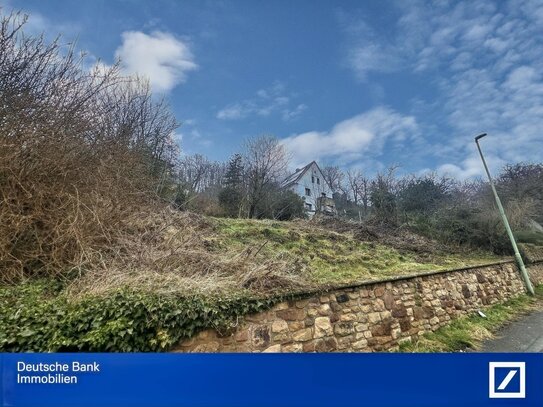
280 161 314 188
281 161 333 191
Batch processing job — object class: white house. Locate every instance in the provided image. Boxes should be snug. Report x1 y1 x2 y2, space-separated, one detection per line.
281 161 336 217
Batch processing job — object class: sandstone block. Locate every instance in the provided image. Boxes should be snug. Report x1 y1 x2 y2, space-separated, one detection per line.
263 344 282 353
271 320 288 333
334 322 355 336
288 321 305 331
317 303 332 316
314 317 333 338
352 339 368 350
367 312 381 324
292 327 313 342
282 343 303 353
276 308 306 321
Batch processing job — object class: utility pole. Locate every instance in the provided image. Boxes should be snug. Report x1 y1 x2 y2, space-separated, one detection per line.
475 133 534 295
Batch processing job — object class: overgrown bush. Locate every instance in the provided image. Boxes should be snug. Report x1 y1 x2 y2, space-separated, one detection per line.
0 12 178 281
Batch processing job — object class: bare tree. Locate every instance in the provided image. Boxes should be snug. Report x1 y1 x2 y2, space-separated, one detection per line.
369 166 399 225
243 135 289 218
346 169 370 214
321 165 344 193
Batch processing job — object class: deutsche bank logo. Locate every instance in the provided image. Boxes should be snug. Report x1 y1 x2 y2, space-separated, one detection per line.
489 362 526 399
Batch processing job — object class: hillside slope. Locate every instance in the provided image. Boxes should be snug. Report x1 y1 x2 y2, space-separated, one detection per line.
68 209 503 297
1 210 506 352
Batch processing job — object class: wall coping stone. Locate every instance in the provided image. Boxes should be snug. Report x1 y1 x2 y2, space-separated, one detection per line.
277 259 517 301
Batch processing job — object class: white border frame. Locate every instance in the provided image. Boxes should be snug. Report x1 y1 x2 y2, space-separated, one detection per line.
489 362 526 399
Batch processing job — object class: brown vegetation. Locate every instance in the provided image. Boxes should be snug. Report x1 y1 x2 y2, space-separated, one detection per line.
0 12 177 281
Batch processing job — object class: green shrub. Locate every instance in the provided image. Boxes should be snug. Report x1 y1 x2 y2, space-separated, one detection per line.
0 280 280 352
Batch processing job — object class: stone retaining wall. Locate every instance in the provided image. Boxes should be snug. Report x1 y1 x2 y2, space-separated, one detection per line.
175 261 541 353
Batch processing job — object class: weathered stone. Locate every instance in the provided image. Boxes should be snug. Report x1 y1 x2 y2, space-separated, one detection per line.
282 343 303 353
304 317 315 327
352 339 368 350
441 299 454 308
192 342 220 352
462 284 471 298
235 330 249 342
271 302 289 311
319 295 330 303
374 299 386 311
340 313 356 322
355 323 369 332
271 320 288 333
252 326 271 347
317 303 331 316
295 299 310 308
336 293 349 303
303 340 317 352
337 335 355 348
399 318 411 332
391 304 407 318
276 308 306 321
371 320 393 337
315 337 338 352
391 327 402 340
380 310 392 320
360 304 372 313
359 288 369 298
292 328 313 342
323 338 337 352
273 332 290 342
374 286 385 297
263 344 282 353
314 317 333 338
330 301 342 312
288 321 305 331
367 312 381 324
383 291 395 310
334 322 354 336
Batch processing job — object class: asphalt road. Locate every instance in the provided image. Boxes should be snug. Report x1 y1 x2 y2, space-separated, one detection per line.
481 308 543 352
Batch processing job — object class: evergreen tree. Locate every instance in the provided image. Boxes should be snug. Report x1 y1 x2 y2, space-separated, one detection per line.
223 153 244 189
219 154 245 217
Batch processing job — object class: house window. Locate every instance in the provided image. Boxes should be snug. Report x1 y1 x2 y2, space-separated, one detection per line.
305 188 311 196
305 203 312 210
311 176 315 183
317 178 320 185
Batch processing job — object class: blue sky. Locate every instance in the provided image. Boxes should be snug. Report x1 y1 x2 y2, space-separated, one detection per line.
6 0 543 178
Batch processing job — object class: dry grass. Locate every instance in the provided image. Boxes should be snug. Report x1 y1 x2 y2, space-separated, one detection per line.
67 209 313 297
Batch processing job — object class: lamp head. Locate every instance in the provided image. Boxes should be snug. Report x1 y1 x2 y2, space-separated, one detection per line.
475 133 487 142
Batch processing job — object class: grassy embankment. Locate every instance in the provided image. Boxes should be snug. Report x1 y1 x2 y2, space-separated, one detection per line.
211 217 501 286
1 214 507 352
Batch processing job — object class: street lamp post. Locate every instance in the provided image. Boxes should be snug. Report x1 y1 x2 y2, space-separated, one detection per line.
474 133 534 295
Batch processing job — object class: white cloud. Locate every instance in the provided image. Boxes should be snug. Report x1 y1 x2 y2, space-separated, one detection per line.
216 103 247 120
281 107 418 168
282 103 307 121
342 0 543 178
217 82 307 121
115 31 197 93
